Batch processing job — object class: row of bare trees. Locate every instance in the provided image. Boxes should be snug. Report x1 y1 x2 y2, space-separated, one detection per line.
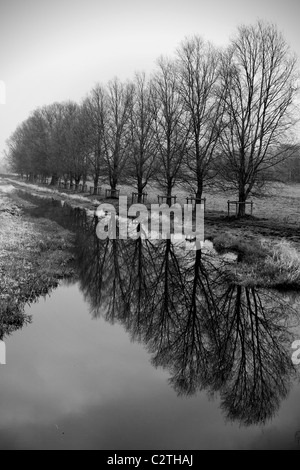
6 21 299 215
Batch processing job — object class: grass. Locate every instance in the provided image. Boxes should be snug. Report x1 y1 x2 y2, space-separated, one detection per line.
261 241 300 289
3 176 300 293
212 235 300 289
4 177 100 206
212 232 268 263
0 182 76 338
201 183 300 223
5 176 300 224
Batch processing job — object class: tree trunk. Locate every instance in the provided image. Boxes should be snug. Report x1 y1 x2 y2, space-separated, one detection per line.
238 187 247 217
137 178 144 203
196 179 203 201
50 174 59 186
75 176 81 191
166 182 173 207
93 174 99 195
110 178 117 191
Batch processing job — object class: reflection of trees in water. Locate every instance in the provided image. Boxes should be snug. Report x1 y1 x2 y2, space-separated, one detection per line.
207 285 294 425
75 216 133 322
0 305 32 341
0 282 61 341
2 196 296 425
75 219 297 426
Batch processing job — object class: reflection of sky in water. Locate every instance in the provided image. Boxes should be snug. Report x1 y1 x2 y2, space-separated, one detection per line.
1 197 300 449
0 282 298 450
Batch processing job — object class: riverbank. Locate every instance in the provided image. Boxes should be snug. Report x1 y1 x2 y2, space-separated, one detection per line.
4 176 300 243
0 179 76 336
1 175 300 303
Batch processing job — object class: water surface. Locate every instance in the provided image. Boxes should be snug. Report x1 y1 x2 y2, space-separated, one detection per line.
1 194 300 449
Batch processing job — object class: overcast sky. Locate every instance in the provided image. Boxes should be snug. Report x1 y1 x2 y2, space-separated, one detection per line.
1 0 300 161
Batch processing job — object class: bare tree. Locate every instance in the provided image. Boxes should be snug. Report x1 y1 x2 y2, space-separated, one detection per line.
268 143 300 182
82 85 108 193
6 122 31 178
176 36 224 200
61 102 90 189
103 78 133 191
6 113 46 180
40 102 68 186
6 105 62 182
127 72 158 201
218 21 299 216
151 58 189 204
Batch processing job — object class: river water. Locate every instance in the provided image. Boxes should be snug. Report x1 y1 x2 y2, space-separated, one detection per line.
0 194 300 450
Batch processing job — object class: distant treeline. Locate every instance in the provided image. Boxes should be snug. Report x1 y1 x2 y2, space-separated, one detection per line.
269 148 300 183
6 21 299 215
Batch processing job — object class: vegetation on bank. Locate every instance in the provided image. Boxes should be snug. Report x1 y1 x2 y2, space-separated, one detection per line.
0 185 76 338
212 232 300 290
1 173 300 345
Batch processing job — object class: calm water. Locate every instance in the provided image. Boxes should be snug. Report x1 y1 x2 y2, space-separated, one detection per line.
1 194 300 450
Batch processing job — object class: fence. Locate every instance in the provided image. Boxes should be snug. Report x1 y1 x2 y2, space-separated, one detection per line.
90 186 102 196
105 189 120 199
227 200 253 217
131 192 148 204
157 195 177 205
186 197 206 210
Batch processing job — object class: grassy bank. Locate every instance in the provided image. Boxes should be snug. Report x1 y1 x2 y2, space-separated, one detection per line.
212 232 300 290
5 176 300 242
5 176 300 219
0 179 76 338
2 176 300 300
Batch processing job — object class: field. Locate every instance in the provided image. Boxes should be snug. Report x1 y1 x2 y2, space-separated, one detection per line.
1 175 300 332
204 183 300 224
4 176 300 246
4 175 300 221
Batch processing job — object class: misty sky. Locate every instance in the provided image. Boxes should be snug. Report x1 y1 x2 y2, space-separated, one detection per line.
0 0 300 160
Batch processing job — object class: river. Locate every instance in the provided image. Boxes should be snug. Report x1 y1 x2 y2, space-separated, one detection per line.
0 193 300 449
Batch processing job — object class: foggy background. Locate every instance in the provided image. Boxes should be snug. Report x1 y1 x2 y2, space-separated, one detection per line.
1 0 300 169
